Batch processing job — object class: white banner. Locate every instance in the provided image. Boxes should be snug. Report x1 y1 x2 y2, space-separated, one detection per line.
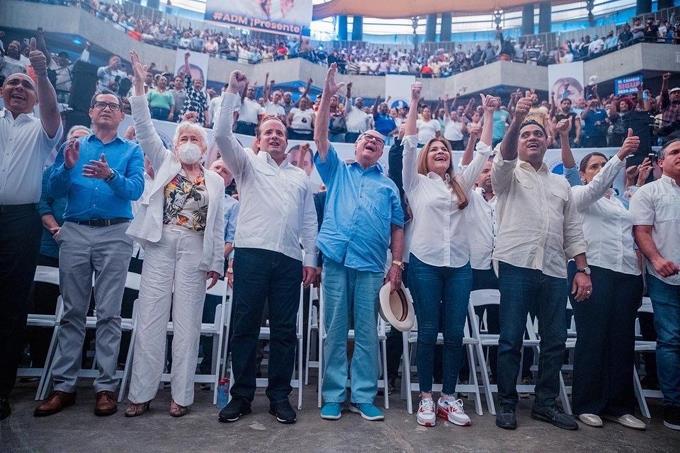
118 116 628 194
175 50 210 92
204 0 312 35
548 61 585 104
385 75 416 109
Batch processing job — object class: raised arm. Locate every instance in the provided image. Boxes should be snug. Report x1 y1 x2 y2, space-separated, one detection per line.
214 70 252 178
129 51 172 171
28 38 61 139
344 82 353 113
499 94 532 161
402 82 421 193
459 94 496 190
314 63 345 160
301 77 313 99
461 122 481 167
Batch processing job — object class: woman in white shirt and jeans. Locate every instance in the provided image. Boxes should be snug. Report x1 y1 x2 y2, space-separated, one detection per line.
566 127 646 430
403 82 496 428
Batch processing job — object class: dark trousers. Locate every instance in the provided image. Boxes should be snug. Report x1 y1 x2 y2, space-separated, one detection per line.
27 254 61 368
0 204 42 397
229 248 302 403
496 262 567 409
150 107 170 121
569 265 642 416
235 121 257 137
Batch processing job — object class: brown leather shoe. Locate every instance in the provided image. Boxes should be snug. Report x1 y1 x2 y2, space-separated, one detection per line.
34 391 76 417
94 391 118 416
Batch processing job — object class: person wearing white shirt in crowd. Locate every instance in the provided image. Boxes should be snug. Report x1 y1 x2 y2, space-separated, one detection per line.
565 127 646 431
443 109 467 151
403 82 496 428
208 84 228 128
287 96 315 140
417 107 440 146
125 52 224 418
631 138 680 432
492 96 591 432
0 39 62 421
265 91 286 120
215 70 318 425
344 83 370 143
235 85 263 136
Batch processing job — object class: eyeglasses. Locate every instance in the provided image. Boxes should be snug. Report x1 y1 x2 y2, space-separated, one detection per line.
93 101 121 111
360 133 385 147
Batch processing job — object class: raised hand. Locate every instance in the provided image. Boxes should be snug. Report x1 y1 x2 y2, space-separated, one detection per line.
411 82 422 102
83 153 113 180
625 164 639 187
637 158 653 186
468 122 482 138
323 63 345 97
64 139 80 170
554 117 571 136
226 70 248 96
514 96 533 123
619 128 640 159
129 50 148 95
480 93 499 114
28 37 47 77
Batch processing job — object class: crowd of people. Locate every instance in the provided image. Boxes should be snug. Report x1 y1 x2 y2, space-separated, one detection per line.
1 27 680 439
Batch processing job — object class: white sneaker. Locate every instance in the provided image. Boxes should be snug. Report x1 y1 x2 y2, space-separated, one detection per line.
416 398 436 427
437 398 471 426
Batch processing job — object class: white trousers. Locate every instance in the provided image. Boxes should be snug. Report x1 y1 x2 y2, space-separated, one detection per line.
128 225 207 406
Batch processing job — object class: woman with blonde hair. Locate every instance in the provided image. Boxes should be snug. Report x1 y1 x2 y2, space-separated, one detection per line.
403 82 496 428
124 51 225 417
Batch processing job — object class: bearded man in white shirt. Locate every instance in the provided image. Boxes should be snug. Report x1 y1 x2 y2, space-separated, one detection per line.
215 70 318 425
492 96 592 431
631 138 680 431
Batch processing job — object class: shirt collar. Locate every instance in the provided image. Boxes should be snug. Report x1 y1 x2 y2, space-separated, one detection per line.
0 108 33 122
86 133 124 145
257 149 289 169
350 160 384 174
661 174 680 187
518 159 548 174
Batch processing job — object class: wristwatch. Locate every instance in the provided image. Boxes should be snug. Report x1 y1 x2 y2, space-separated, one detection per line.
576 266 591 276
391 260 405 271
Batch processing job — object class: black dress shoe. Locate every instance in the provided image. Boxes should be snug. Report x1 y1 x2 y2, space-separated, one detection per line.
218 397 251 423
0 396 10 421
531 405 578 430
496 405 517 430
269 400 296 424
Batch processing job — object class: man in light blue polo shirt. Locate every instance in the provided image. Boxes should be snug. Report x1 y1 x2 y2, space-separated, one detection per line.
314 64 404 422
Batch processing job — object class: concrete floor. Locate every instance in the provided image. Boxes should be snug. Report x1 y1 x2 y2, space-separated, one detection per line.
2 383 680 453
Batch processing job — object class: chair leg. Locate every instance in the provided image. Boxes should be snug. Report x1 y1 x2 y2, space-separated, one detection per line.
475 341 496 415
317 333 323 408
558 372 572 415
118 324 137 403
298 337 303 410
381 338 389 409
633 367 651 419
402 333 413 414
466 343 483 416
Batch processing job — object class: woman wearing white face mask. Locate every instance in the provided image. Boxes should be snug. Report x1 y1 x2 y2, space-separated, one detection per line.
124 51 225 418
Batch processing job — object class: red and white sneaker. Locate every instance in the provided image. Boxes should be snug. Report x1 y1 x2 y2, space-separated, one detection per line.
437 398 471 426
416 398 436 427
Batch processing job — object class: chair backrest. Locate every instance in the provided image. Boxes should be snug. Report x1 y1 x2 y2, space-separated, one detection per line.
34 265 60 286
638 297 654 314
469 289 501 308
125 271 142 291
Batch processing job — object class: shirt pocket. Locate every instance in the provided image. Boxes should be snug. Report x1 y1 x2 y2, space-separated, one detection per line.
656 194 680 223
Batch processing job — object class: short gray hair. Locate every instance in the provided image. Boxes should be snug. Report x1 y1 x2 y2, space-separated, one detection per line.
67 125 91 139
172 121 208 151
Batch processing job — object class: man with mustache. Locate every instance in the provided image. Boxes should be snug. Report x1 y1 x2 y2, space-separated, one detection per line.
215 70 318 425
0 37 62 421
315 64 405 422
492 95 591 431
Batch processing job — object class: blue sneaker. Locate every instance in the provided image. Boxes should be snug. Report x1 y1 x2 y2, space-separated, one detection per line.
320 403 342 420
349 403 384 421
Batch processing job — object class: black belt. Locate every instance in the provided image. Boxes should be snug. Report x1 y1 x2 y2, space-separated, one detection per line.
0 203 37 214
67 218 130 227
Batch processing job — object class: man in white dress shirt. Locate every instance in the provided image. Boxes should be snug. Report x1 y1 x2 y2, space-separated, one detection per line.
492 96 591 431
0 39 62 420
215 70 318 425
631 138 680 431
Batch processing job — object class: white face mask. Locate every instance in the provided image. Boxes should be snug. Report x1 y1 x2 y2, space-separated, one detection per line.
177 142 202 165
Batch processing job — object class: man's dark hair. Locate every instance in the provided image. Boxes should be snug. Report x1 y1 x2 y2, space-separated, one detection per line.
90 89 123 109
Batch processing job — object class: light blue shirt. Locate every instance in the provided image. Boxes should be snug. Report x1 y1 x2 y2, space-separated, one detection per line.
49 134 144 221
223 193 240 243
314 145 404 273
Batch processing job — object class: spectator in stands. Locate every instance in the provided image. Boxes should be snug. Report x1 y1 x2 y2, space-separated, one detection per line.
483 42 497 65
314 64 404 422
581 98 609 147
644 17 660 43
171 75 186 122
493 94 590 432
49 44 91 102
552 97 581 148
236 85 263 136
567 130 646 431
443 105 467 151
208 83 228 129
344 83 370 143
631 139 680 432
618 23 634 47
180 52 208 127
287 95 315 140
216 70 318 426
281 91 295 115
96 54 127 91
492 102 511 148
659 73 680 139
0 41 62 421
417 106 440 146
36 89 143 418
631 18 645 43
0 40 28 77
328 95 347 143
124 52 224 417
403 84 494 428
372 98 396 146
604 31 619 52
146 74 174 121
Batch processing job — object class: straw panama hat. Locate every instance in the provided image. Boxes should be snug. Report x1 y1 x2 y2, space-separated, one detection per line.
378 282 415 332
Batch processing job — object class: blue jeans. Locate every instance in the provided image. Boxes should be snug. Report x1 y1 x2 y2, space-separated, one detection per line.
150 107 170 121
322 257 383 404
408 255 472 394
496 262 567 409
647 274 680 407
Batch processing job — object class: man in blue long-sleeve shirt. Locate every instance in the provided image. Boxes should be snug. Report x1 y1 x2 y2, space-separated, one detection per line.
35 90 144 418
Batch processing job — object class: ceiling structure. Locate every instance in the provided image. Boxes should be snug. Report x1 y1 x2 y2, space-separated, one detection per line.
312 0 572 19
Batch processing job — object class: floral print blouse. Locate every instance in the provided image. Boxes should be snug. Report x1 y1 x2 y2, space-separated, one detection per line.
163 171 209 231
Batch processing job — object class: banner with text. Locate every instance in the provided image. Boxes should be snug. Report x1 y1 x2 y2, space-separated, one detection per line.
548 61 585 104
204 0 312 35
615 75 643 95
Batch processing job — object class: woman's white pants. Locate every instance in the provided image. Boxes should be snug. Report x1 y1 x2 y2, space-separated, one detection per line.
128 225 207 406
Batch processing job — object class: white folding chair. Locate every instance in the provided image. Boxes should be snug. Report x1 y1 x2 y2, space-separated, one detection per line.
40 271 141 401
316 285 390 409
304 286 320 385
227 284 306 410
400 307 484 416
633 297 662 419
